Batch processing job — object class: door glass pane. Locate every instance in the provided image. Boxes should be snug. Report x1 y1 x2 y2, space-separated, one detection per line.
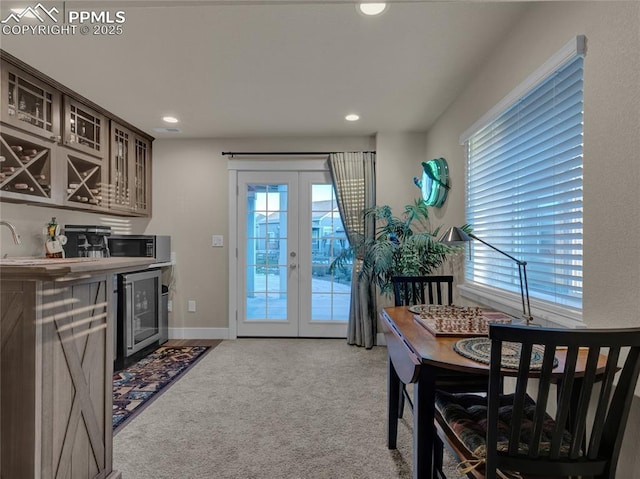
132 276 159 345
245 183 288 321
310 184 351 321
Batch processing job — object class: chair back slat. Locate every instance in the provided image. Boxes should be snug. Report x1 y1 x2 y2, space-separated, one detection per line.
416 282 426 304
568 347 600 459
508 342 533 456
587 346 620 459
427 282 442 305
528 346 557 458
486 336 503 477
391 275 453 307
598 346 640 474
549 345 579 459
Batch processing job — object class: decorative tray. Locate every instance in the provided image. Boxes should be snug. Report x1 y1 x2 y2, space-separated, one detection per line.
410 305 513 337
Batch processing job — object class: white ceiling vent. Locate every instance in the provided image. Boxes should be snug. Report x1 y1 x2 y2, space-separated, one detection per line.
153 127 181 133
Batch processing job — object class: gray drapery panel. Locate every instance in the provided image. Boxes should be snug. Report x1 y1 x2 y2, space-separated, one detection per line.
328 152 376 348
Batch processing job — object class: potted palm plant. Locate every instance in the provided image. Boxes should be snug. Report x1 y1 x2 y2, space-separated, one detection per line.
330 199 468 295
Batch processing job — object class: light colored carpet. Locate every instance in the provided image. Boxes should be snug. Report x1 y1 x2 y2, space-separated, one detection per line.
113 339 465 479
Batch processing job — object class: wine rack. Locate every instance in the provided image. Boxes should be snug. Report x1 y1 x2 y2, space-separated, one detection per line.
64 150 105 209
0 130 52 200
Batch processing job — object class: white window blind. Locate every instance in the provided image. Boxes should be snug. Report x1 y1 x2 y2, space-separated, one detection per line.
465 54 584 311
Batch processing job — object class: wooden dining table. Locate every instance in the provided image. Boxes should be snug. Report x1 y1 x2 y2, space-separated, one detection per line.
380 306 608 479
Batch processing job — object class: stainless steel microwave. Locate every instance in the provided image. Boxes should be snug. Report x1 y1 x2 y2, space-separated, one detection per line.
108 235 171 263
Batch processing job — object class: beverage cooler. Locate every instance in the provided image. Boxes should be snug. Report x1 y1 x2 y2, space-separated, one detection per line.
115 268 162 369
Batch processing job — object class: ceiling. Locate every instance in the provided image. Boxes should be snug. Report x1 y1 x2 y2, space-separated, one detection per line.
0 1 529 139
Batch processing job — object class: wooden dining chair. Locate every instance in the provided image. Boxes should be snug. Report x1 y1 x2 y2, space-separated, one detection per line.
391 275 454 307
433 324 640 479
391 275 489 419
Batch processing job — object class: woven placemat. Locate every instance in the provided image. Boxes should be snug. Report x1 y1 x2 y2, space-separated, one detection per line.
453 337 558 370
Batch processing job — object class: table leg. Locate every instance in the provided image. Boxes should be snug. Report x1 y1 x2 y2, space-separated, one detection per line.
413 366 436 479
388 355 401 449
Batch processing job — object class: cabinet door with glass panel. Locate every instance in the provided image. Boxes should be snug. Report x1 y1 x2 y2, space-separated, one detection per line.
61 98 109 210
62 97 107 159
109 122 152 216
0 60 61 141
131 134 151 215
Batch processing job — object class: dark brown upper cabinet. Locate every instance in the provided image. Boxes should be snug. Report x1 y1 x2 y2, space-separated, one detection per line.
1 61 61 141
0 51 153 217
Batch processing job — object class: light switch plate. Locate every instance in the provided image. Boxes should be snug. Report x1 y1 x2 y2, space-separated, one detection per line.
188 300 196 312
212 235 224 247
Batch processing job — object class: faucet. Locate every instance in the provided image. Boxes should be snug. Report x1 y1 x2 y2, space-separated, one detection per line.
0 221 22 245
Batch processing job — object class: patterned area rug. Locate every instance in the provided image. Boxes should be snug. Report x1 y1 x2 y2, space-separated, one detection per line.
113 346 213 433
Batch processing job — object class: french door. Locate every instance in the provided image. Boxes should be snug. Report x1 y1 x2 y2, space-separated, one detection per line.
236 170 351 337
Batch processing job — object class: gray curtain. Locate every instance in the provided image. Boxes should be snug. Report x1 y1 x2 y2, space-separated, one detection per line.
328 152 376 349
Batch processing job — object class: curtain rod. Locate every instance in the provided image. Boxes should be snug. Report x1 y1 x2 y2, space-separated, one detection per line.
222 151 375 157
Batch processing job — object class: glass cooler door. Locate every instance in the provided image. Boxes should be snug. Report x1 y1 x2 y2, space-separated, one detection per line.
124 268 161 355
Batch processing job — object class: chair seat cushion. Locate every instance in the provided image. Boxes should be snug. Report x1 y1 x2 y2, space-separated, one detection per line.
435 390 574 459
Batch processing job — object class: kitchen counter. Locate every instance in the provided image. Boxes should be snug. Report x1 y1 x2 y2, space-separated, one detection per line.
0 256 155 279
0 257 153 479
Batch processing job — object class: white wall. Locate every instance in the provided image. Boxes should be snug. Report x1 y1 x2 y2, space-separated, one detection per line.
0 132 428 339
0 202 150 257
145 133 433 338
374 131 468 308
424 2 640 476
375 132 427 215
1 131 435 338
427 0 640 327
145 136 376 339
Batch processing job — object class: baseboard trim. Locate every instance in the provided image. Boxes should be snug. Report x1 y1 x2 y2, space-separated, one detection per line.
169 327 230 340
169 328 386 344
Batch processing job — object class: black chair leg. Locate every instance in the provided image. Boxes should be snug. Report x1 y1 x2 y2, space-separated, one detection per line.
433 436 445 479
398 383 405 418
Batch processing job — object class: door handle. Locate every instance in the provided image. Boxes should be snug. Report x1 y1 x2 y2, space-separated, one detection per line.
125 282 134 350
290 264 297 270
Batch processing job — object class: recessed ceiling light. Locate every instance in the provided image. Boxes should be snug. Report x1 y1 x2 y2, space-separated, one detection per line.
345 114 360 122
162 116 179 123
358 3 387 16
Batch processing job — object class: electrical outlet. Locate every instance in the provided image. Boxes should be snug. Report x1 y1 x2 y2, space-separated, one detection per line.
167 299 173 312
188 300 196 312
212 235 224 247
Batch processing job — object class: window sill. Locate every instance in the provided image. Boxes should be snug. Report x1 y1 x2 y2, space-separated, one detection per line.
458 282 583 329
